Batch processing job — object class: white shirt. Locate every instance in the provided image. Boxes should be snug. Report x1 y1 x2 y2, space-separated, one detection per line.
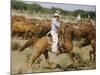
77 15 81 21
51 18 60 32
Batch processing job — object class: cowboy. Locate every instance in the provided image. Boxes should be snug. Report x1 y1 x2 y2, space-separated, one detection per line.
76 14 81 21
75 14 82 25
50 12 61 55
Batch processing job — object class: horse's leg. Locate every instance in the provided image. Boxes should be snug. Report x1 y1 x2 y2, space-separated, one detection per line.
28 50 43 67
43 49 58 69
43 50 51 65
43 50 54 64
58 41 63 53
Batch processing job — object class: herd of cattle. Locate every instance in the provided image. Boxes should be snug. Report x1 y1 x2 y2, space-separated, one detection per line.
11 16 51 39
12 16 96 62
11 16 95 40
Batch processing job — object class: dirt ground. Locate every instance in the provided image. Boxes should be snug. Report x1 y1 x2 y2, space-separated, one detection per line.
11 38 96 74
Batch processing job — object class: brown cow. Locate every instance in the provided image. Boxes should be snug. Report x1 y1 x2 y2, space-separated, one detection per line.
12 16 51 39
75 21 96 62
89 28 96 62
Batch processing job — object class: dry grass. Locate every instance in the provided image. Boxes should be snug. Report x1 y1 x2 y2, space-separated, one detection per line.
11 39 96 74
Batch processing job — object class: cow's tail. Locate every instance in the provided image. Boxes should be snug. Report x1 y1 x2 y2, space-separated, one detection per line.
19 39 34 52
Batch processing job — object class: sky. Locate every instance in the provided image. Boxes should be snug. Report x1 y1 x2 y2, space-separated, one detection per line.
24 1 96 11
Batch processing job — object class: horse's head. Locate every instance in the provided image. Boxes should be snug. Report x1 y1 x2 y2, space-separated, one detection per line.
58 24 73 42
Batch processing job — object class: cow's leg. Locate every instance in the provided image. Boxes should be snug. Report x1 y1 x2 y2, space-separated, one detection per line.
76 40 79 47
68 51 76 63
89 50 93 62
93 51 96 62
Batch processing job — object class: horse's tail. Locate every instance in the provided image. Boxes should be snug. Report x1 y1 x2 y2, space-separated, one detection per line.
19 39 34 52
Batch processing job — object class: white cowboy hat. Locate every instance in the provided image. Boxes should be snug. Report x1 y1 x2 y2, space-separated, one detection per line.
53 13 61 17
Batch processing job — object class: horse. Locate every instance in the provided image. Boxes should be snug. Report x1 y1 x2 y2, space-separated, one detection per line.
19 24 76 68
19 36 53 67
58 24 76 62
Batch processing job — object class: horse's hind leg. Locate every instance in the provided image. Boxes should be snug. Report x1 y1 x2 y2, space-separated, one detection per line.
28 50 43 67
43 50 50 65
43 50 57 68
